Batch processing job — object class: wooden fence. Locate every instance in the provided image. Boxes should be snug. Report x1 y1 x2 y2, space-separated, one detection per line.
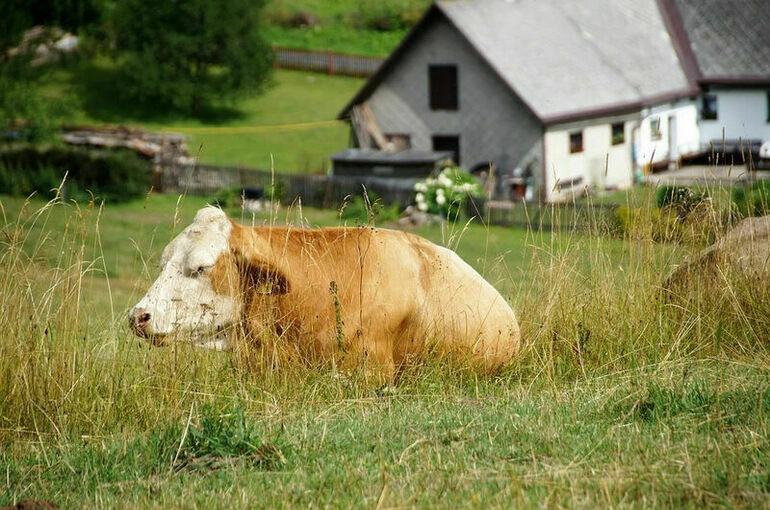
157 163 620 233
156 162 415 209
272 46 384 77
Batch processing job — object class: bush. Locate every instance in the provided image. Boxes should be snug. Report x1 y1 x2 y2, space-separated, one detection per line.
655 185 709 220
340 192 400 225
209 187 242 208
350 0 423 31
413 164 483 219
732 181 770 217
614 206 680 242
0 146 151 203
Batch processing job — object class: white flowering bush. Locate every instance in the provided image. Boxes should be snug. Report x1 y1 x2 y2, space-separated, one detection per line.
413 164 483 218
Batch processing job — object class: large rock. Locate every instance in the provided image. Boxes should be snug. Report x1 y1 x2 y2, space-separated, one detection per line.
666 215 770 291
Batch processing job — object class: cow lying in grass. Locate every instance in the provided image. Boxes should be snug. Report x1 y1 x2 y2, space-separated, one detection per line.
129 206 520 378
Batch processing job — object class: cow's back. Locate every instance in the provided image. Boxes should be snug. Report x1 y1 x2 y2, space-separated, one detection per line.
257 226 519 372
400 232 520 371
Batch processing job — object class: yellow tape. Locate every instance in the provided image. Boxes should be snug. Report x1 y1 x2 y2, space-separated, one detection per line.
170 119 344 135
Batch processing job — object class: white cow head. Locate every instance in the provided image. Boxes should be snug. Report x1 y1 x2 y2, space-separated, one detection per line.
129 206 240 348
129 206 291 349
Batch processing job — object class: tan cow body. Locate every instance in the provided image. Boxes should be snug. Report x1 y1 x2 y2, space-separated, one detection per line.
130 207 520 378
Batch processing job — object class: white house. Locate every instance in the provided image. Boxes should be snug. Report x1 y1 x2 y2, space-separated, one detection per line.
340 0 770 202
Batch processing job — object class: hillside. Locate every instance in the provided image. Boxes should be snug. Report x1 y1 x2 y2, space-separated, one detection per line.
37 60 364 173
263 0 431 56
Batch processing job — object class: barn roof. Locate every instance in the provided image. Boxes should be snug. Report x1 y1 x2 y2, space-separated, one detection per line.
436 0 694 123
340 0 702 124
667 0 770 84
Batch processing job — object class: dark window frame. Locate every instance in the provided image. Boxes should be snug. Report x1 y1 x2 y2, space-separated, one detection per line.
569 131 583 154
611 122 625 145
650 117 662 141
702 94 718 120
428 65 459 111
432 134 460 164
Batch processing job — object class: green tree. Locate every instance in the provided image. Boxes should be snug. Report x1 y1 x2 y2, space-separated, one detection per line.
111 0 273 116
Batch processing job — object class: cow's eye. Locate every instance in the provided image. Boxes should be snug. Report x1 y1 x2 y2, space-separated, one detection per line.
191 266 206 277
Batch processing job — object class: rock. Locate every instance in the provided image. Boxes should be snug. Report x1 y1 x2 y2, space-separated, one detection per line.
397 206 444 228
665 215 770 291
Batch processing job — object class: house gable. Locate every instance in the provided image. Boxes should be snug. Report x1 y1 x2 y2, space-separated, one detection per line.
352 8 543 182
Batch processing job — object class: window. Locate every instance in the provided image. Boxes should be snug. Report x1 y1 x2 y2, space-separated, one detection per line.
429 65 458 110
385 133 411 151
702 94 718 120
766 91 770 122
650 117 662 140
569 131 583 153
432 135 460 164
611 122 625 145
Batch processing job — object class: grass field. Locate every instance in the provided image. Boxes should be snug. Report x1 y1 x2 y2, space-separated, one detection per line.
38 63 364 173
1 191 769 508
264 0 430 56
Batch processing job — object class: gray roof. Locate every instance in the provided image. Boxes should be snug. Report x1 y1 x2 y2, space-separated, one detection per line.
672 0 770 80
331 148 453 164
436 0 693 122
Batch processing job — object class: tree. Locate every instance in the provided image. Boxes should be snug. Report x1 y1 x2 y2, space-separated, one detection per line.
111 0 273 116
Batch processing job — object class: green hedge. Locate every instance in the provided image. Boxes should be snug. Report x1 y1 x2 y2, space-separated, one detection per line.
0 146 151 203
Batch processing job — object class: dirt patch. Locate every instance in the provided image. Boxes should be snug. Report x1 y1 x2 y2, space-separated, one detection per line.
1 500 57 510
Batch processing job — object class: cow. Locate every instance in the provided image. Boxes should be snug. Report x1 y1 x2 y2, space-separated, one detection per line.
129 206 520 379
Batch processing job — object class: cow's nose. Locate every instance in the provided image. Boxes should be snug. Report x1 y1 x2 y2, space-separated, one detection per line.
129 307 152 337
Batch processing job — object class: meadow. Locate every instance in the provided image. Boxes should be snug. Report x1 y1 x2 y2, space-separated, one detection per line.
263 0 431 56
38 64 364 173
0 190 768 508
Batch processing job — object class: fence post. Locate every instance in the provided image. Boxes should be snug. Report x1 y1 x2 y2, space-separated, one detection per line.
327 50 334 76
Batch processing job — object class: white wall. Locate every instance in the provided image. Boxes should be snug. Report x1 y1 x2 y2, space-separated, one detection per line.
544 117 635 202
635 100 699 168
699 88 770 143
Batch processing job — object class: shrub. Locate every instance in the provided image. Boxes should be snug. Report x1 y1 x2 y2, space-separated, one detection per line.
0 146 151 203
732 181 770 217
340 192 400 225
350 0 424 31
413 164 483 219
655 185 709 219
209 187 242 208
614 206 681 242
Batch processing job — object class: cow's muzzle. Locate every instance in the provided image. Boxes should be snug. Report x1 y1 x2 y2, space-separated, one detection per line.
129 307 152 338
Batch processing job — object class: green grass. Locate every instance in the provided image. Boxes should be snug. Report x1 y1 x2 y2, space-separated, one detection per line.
37 61 364 172
263 0 430 56
0 192 768 508
263 25 409 57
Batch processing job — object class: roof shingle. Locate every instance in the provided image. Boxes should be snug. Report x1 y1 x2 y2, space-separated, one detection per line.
436 0 693 121
672 0 770 80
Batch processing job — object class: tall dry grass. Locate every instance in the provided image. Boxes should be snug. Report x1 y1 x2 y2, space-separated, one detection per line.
0 189 767 445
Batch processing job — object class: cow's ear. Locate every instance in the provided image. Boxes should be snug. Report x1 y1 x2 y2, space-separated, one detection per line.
230 232 290 295
240 258 290 295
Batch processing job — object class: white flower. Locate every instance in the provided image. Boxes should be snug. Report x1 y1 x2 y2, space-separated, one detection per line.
414 182 427 192
436 194 446 205
438 174 452 187
436 188 444 196
415 192 425 203
417 201 428 212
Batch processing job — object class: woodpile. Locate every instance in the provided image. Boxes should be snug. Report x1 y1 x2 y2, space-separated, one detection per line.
61 125 194 165
350 103 395 152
